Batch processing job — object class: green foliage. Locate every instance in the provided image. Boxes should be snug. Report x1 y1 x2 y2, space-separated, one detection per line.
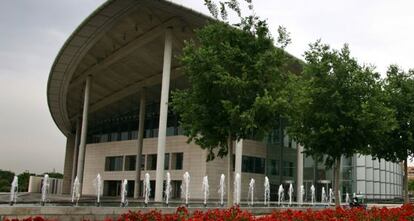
171 18 293 160
371 66 414 162
45 172 64 179
409 179 414 192
287 41 395 167
18 171 36 192
0 169 15 192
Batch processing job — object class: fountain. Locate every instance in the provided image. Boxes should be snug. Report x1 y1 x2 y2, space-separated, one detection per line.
202 176 209 207
181 171 190 207
264 176 270 207
233 173 241 205
93 174 103 207
321 187 326 204
329 188 333 205
71 176 80 206
144 173 151 207
41 174 49 206
345 192 350 204
288 183 294 207
248 178 255 206
165 172 172 206
120 179 128 207
310 185 315 205
300 185 305 205
278 184 284 206
9 176 18 206
218 174 225 207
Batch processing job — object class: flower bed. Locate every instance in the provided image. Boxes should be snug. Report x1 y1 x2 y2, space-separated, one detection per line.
3 204 414 221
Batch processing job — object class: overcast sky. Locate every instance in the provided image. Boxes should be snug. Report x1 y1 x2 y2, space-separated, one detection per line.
0 0 413 174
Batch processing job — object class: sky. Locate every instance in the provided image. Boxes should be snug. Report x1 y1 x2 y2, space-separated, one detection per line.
0 0 413 174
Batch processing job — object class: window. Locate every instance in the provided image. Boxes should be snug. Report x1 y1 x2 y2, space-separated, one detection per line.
242 156 265 174
147 154 157 170
105 156 123 171
282 161 294 177
165 153 170 170
125 155 136 171
171 153 183 170
269 159 279 175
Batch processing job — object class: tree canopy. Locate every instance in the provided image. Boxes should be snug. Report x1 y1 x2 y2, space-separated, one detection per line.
171 18 293 160
287 41 395 206
288 41 395 166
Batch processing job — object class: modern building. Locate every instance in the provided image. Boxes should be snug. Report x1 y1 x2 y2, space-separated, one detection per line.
408 166 414 180
47 0 403 202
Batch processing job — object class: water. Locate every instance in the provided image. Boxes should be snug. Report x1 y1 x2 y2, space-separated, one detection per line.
248 178 255 206
93 174 102 206
165 172 172 206
202 176 209 207
288 183 294 207
233 173 241 205
41 174 49 206
300 185 305 205
345 193 350 204
321 187 326 204
264 176 270 206
9 176 18 205
329 188 333 205
120 179 128 207
181 172 190 206
278 184 284 206
218 174 225 207
310 185 315 205
71 176 80 206
144 173 151 206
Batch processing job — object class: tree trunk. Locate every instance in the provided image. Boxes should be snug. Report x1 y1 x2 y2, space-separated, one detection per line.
334 157 341 207
404 160 409 204
227 136 234 207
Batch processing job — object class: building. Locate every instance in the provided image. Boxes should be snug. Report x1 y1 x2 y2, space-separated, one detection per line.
47 0 403 202
408 166 414 180
28 176 63 195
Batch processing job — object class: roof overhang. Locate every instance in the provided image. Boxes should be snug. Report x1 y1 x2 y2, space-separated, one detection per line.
47 0 211 136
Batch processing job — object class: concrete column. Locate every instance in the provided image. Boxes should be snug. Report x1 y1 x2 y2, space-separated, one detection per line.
154 28 173 202
296 144 304 203
62 134 75 194
76 75 92 194
134 89 146 198
235 140 243 175
70 119 81 193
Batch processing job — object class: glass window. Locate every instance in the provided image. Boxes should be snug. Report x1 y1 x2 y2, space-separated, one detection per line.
121 131 129 141
105 156 123 171
165 153 170 170
241 156 265 174
125 155 136 171
147 154 157 170
171 153 183 170
269 159 279 175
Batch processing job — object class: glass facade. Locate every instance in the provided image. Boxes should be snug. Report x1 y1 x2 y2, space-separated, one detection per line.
87 102 183 144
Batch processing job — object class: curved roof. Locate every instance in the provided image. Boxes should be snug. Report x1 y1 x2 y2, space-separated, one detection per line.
47 0 211 136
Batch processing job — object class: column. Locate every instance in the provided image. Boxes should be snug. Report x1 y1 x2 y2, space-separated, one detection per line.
154 27 173 202
235 140 243 175
296 144 304 203
76 75 92 194
62 134 75 194
70 119 81 194
134 89 146 198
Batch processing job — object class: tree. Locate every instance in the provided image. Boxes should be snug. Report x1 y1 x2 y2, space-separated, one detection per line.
371 65 414 203
0 169 15 192
18 171 35 192
171 5 294 206
287 41 395 207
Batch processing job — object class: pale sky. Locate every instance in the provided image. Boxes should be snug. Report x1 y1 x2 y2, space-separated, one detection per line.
0 0 413 174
